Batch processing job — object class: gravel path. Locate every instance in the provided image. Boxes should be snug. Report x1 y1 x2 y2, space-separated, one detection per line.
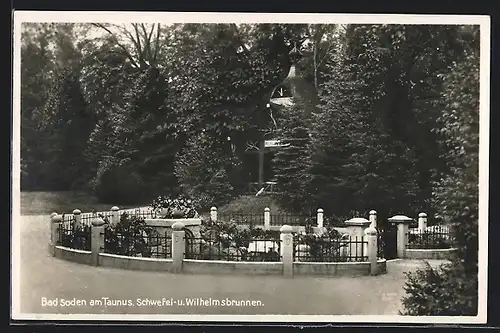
15 214 448 316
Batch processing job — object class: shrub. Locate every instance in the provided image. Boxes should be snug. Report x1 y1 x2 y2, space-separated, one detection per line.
174 131 242 211
190 219 282 261
59 222 92 251
104 213 155 257
400 261 478 316
293 228 349 262
150 195 198 218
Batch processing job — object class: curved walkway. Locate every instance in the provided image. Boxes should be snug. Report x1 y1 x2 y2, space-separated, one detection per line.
16 214 448 316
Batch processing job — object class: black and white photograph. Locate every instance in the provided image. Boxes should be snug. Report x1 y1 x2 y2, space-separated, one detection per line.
11 11 489 323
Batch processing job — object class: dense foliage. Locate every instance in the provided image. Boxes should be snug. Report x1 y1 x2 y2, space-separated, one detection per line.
401 262 478 316
150 195 198 218
400 26 479 316
104 213 155 257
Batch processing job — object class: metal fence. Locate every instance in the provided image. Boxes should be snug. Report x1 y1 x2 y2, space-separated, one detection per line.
407 225 453 249
216 212 315 227
293 235 368 262
270 214 314 226
57 218 92 251
217 213 265 226
185 237 281 262
103 226 172 258
119 208 157 220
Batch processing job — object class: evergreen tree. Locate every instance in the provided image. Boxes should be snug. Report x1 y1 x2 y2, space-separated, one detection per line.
272 103 313 214
174 131 242 210
36 68 94 189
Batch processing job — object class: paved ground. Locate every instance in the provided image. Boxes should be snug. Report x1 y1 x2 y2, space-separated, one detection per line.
15 214 448 316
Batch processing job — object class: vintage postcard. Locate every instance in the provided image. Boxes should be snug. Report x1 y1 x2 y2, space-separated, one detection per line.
11 11 490 324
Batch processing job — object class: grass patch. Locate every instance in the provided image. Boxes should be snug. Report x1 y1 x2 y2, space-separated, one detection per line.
216 195 289 214
19 191 146 216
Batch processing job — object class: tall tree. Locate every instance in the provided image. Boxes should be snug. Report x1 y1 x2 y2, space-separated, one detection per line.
21 23 84 189
272 103 314 214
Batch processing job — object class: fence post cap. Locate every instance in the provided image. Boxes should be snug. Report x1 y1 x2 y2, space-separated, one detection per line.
317 208 323 213
72 209 81 215
345 217 370 226
52 214 62 223
369 210 377 215
364 227 378 236
111 206 120 211
172 221 185 231
91 217 105 227
418 212 427 218
264 207 270 212
50 212 58 218
280 225 293 233
210 206 217 211
388 215 413 223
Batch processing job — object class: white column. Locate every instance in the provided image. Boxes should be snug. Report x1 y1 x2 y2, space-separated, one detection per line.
418 212 427 232
369 210 377 229
210 207 217 223
171 222 186 273
317 208 324 228
264 207 270 230
388 215 413 258
72 209 82 228
111 206 120 226
91 217 105 266
365 227 379 275
280 225 293 277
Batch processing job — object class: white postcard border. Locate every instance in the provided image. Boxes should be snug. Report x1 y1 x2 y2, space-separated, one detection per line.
11 11 491 324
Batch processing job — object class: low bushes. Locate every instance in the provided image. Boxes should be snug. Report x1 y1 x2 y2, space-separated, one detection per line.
104 213 156 257
59 222 92 251
151 195 198 218
400 261 477 316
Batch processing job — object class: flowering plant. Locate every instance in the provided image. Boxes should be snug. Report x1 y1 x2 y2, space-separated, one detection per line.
150 195 198 219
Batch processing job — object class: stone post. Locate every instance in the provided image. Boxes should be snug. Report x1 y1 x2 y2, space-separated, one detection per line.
91 217 105 266
264 207 271 230
210 207 217 223
317 208 324 229
280 225 294 277
171 222 185 273
345 217 371 258
365 227 378 275
111 206 120 226
418 212 427 232
49 211 57 240
369 210 377 229
50 213 62 256
72 209 81 229
388 215 413 258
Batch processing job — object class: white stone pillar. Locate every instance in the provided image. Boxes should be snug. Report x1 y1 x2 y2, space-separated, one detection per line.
72 209 81 229
365 227 378 275
280 225 293 277
110 206 120 226
210 207 217 223
171 222 186 273
317 208 324 229
369 210 377 229
50 213 62 256
91 217 105 266
418 212 427 232
264 207 271 230
388 215 413 258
